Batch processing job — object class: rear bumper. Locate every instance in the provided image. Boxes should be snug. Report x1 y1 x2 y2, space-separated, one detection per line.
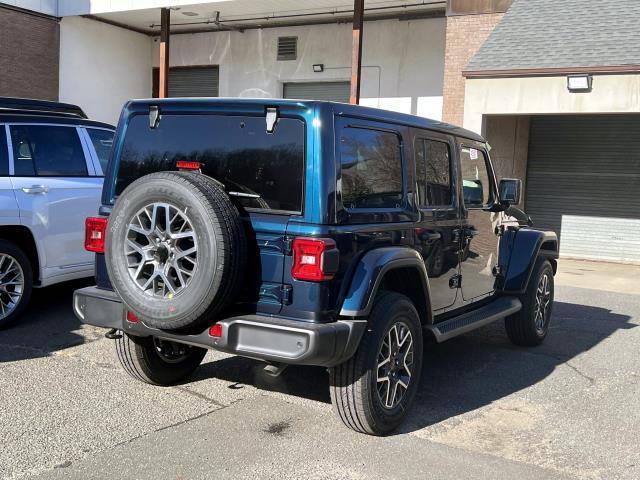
73 286 366 367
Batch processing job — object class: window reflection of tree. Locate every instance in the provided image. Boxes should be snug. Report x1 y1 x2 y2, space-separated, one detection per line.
341 130 402 208
417 140 450 206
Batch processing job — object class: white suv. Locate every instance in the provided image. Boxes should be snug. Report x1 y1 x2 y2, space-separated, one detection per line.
0 98 114 327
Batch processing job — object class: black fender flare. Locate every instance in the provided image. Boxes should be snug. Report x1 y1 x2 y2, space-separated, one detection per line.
339 247 431 319
500 228 558 294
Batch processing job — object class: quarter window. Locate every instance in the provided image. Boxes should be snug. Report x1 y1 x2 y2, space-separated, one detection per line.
10 125 87 177
87 128 114 174
460 147 491 207
340 127 403 209
415 138 452 207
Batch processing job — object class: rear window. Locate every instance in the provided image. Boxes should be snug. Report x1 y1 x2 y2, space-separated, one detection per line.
114 114 305 213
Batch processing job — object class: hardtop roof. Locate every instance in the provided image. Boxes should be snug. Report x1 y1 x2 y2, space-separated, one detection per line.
125 98 485 143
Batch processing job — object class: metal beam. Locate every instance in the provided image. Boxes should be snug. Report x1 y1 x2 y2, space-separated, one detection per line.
159 8 171 99
349 0 364 104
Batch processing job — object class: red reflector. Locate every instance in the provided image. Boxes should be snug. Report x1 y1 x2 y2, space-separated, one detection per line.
176 160 202 171
85 217 108 253
291 238 336 282
126 311 138 323
209 323 222 338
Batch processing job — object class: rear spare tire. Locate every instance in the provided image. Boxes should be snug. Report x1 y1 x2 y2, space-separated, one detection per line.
105 172 246 330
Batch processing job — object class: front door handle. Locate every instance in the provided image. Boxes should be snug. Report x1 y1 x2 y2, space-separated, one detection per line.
22 185 49 194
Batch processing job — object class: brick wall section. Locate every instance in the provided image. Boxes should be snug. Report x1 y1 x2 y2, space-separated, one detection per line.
442 13 503 127
0 6 59 100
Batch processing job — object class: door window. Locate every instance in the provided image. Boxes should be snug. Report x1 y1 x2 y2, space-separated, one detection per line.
86 128 114 173
460 147 491 207
10 125 87 177
339 127 403 209
0 129 8 175
415 138 452 207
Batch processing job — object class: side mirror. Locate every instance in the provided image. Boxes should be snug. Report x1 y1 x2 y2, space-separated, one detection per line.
499 178 522 206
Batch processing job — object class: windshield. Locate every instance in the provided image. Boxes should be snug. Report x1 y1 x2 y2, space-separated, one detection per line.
113 113 305 213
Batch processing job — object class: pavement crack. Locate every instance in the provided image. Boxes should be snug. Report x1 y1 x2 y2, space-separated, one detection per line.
172 385 226 407
563 361 596 386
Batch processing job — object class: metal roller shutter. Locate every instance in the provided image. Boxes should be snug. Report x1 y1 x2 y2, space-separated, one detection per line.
525 114 640 263
283 82 350 103
168 67 219 97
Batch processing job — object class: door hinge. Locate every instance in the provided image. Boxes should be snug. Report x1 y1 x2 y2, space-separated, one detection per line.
281 284 293 305
282 237 293 255
449 274 461 289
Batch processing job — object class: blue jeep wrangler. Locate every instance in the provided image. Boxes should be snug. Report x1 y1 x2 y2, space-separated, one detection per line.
74 99 558 435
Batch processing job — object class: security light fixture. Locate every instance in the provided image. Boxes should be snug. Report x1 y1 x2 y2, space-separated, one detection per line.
313 64 324 73
567 74 593 92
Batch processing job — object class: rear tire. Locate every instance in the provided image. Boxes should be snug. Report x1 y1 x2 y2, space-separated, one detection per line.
0 240 33 329
115 333 207 385
505 258 554 347
329 292 423 435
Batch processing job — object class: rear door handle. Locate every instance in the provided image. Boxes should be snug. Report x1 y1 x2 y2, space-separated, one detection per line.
22 185 49 194
421 231 442 242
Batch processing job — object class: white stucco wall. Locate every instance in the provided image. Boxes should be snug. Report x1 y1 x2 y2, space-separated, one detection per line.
152 17 446 119
463 74 640 134
59 17 152 124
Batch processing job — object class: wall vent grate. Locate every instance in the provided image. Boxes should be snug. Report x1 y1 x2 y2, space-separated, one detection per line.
277 36 297 61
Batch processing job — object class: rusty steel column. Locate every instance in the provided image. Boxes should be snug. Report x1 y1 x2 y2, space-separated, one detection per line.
159 8 170 99
349 0 364 104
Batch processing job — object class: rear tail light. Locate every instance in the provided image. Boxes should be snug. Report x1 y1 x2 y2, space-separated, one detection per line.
85 217 108 253
291 238 338 282
126 311 138 323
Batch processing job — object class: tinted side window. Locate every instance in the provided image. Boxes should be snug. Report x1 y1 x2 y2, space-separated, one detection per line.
460 146 491 207
87 128 114 173
10 125 87 176
340 127 403 209
0 128 8 175
416 138 452 207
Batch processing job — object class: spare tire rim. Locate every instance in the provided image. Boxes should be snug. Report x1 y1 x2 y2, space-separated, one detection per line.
0 254 24 319
125 202 198 298
376 321 414 410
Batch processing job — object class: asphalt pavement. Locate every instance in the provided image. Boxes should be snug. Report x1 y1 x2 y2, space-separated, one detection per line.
1 263 639 480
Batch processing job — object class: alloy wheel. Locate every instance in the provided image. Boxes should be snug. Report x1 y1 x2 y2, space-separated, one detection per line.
0 254 24 320
534 272 552 334
376 321 414 409
125 202 199 298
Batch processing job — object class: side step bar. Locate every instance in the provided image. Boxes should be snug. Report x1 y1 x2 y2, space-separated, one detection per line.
427 297 522 343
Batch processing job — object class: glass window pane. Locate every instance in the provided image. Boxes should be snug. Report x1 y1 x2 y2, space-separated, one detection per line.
416 139 451 207
87 128 114 174
340 127 403 209
116 114 305 213
0 129 8 176
10 125 87 177
460 147 490 206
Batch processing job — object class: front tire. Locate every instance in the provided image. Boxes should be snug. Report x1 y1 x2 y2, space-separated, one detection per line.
115 333 207 385
505 258 554 346
0 240 33 329
329 292 423 435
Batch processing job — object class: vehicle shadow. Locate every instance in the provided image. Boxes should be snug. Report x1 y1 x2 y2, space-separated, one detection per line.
0 279 95 363
193 300 635 431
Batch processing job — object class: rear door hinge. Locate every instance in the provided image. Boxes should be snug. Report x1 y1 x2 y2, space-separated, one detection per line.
283 237 293 255
449 274 462 289
281 284 293 305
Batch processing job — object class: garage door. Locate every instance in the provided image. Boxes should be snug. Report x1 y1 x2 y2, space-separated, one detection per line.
153 66 219 97
283 82 350 103
525 115 640 263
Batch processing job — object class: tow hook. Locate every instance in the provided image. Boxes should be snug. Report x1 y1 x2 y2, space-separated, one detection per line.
263 362 288 377
105 328 123 340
